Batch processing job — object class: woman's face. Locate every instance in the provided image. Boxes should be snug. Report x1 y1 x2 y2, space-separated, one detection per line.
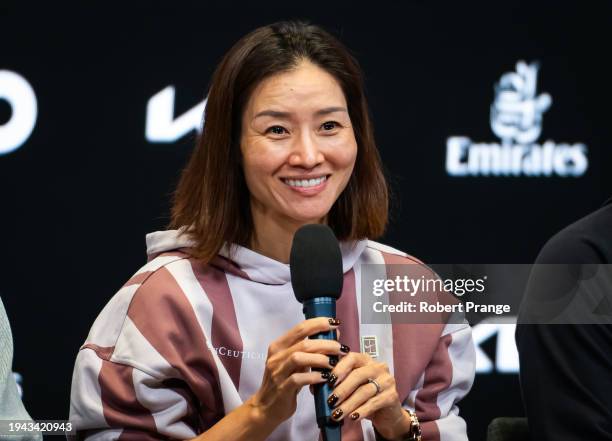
240 59 358 232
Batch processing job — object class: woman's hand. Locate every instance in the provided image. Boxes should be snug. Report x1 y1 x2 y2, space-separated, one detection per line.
324 352 413 441
245 317 349 428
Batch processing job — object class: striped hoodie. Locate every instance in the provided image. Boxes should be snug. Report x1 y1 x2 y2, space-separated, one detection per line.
69 229 475 441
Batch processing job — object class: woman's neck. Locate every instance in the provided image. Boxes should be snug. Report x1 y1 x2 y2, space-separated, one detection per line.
249 207 325 264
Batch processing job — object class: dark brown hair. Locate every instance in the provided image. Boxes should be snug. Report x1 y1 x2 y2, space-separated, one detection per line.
169 21 388 263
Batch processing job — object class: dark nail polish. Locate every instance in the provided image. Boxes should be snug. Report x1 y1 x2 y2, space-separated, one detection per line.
332 408 343 420
340 344 350 353
328 373 338 386
327 393 339 407
329 356 338 367
350 412 359 420
321 371 330 379
328 318 341 326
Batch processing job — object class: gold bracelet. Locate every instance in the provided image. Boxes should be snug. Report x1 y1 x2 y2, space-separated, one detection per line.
406 409 422 441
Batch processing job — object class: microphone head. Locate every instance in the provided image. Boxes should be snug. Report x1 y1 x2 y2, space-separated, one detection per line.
290 224 343 303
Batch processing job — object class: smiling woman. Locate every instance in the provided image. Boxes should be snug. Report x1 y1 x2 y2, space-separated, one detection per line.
69 21 475 441
169 21 388 265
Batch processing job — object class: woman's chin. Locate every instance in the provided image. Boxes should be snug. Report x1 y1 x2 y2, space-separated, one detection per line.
283 210 330 226
274 199 332 224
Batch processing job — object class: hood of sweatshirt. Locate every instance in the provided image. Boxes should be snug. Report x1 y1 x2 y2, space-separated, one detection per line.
145 228 368 285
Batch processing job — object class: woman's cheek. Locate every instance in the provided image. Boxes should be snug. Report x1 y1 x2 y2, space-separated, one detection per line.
244 140 287 173
323 136 357 165
321 130 349 145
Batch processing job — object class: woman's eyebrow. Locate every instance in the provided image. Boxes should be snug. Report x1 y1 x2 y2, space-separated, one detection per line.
315 106 348 116
253 107 348 120
254 110 292 119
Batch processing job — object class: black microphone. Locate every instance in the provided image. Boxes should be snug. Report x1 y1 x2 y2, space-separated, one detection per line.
290 224 343 441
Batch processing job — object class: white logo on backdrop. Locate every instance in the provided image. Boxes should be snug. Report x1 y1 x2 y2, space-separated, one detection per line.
145 86 207 143
490 61 551 145
446 61 588 177
472 319 519 374
0 70 38 156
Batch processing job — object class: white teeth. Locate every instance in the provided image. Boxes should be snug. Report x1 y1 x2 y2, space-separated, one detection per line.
283 176 327 188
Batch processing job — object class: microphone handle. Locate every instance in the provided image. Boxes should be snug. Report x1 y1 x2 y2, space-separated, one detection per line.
303 297 342 441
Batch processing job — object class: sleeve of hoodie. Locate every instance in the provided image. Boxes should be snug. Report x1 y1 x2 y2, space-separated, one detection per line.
375 323 475 441
69 256 223 440
412 322 475 441
372 246 476 441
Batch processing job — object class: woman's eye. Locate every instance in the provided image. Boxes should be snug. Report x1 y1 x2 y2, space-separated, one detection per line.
266 126 287 135
321 121 339 131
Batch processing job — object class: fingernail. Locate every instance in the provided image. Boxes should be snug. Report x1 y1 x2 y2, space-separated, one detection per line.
332 408 343 420
350 412 359 420
329 356 338 367
340 344 350 353
321 371 330 379
327 393 339 407
328 373 338 386
328 318 341 326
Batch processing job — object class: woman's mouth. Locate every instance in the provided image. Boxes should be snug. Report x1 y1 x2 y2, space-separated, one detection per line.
281 175 328 188
280 174 330 194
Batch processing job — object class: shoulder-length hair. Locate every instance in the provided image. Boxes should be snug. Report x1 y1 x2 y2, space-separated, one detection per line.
169 20 388 263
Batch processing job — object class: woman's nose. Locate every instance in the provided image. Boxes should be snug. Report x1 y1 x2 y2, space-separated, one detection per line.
288 132 324 168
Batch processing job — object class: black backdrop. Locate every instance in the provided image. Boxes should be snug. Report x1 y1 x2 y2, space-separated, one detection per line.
1 2 611 440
